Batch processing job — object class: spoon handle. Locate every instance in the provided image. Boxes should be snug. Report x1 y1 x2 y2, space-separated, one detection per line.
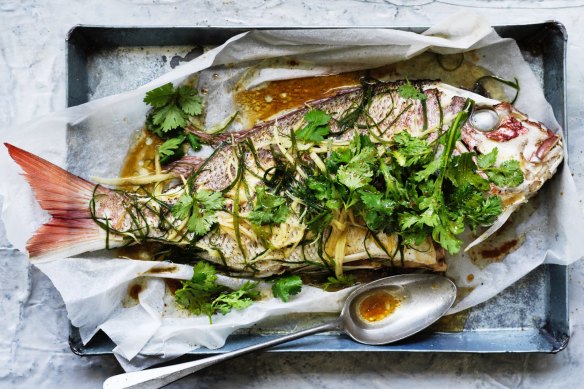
103 320 340 389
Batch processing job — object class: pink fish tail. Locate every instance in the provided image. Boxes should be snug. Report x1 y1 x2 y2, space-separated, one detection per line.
5 143 106 260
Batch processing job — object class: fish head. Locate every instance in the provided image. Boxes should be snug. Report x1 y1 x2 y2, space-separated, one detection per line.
461 102 563 198
447 91 564 198
434 83 564 251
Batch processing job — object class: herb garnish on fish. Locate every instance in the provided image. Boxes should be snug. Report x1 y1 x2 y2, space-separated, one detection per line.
144 83 204 163
7 79 562 285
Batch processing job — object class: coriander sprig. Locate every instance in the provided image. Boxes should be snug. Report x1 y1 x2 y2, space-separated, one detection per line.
175 262 259 323
144 82 204 164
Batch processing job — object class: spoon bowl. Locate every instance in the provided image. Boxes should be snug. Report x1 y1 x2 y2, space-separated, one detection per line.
341 274 457 345
104 274 457 389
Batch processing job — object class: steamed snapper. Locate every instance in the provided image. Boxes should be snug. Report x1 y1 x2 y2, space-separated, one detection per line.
6 79 562 277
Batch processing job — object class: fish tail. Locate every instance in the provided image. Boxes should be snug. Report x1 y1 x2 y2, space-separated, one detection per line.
5 143 106 260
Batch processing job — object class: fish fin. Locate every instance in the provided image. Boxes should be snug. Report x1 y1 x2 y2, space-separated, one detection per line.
26 218 106 260
4 143 108 260
5 143 100 219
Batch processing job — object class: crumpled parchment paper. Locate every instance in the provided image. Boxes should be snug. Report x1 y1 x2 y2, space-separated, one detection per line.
1 11 583 371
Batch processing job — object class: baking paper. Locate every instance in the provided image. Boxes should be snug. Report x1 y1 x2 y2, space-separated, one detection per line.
1 11 582 371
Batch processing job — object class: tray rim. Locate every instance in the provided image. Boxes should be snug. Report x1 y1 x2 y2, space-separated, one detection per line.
65 22 570 357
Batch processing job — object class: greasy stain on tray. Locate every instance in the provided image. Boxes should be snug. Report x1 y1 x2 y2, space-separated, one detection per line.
358 290 400 322
430 308 472 332
429 286 475 332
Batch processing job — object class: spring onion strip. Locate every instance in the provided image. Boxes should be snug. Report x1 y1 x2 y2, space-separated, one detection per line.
92 173 174 186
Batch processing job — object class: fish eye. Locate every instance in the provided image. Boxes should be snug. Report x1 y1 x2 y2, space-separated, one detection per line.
469 107 500 132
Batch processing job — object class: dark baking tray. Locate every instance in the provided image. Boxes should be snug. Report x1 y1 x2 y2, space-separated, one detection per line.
65 23 569 356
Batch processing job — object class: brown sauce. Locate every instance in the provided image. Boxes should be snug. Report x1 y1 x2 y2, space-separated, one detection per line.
116 242 168 261
119 130 162 179
358 290 400 322
235 72 362 126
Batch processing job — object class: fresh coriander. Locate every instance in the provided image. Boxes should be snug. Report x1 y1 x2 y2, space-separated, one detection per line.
172 190 225 236
247 186 290 226
272 275 302 302
296 109 331 143
397 79 427 101
323 274 356 290
144 82 204 163
158 135 186 163
175 262 259 323
477 148 524 187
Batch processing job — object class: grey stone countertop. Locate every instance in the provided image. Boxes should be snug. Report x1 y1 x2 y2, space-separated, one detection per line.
2 1 584 388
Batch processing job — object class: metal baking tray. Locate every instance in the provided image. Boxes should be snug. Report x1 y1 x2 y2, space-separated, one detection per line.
66 23 569 356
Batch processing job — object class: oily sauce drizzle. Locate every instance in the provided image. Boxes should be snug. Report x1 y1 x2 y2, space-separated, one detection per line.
358 290 400 322
235 72 362 126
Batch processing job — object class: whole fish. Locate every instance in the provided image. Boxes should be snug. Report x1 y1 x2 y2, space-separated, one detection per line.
6 80 562 277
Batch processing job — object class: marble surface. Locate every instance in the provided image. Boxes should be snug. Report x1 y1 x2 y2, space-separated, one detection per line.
2 1 584 388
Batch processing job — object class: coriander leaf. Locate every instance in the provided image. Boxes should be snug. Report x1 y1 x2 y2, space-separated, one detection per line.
272 275 302 302
187 204 218 236
485 160 524 188
336 138 377 191
175 262 259 322
465 195 502 229
186 133 202 152
359 190 396 214
195 190 225 211
446 153 490 190
397 80 427 101
476 148 524 187
359 190 385 210
172 190 224 236
144 82 175 107
296 125 329 143
349 133 375 155
172 193 194 220
323 274 356 291
304 109 331 126
190 261 220 291
177 86 203 116
212 281 260 314
152 104 187 132
399 212 421 230
432 218 463 254
248 186 290 226
327 148 352 169
414 159 441 182
337 163 373 190
392 131 432 167
358 190 397 232
144 83 204 155
158 136 185 158
477 148 498 169
296 109 331 142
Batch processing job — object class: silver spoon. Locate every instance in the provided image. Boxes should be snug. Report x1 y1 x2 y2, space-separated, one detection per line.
103 273 456 389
